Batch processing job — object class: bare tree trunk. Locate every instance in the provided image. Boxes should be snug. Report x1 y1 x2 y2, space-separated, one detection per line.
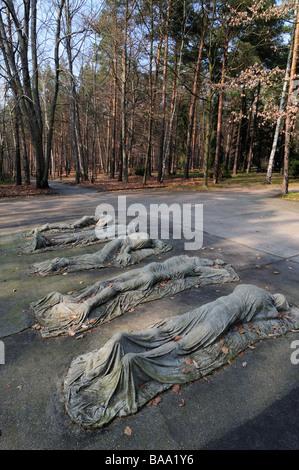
144 0 154 185
0 131 3 181
224 119 234 171
161 41 178 182
184 13 207 180
110 22 118 179
31 0 43 138
203 89 213 187
42 0 65 187
282 3 299 195
121 0 129 183
233 89 246 175
65 0 80 183
266 2 297 184
246 81 261 173
157 0 171 183
241 88 255 172
13 110 22 185
0 3 45 187
76 103 88 179
144 24 163 184
213 25 231 184
18 107 30 185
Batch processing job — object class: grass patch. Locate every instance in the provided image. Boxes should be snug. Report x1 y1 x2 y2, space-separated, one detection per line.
277 192 299 201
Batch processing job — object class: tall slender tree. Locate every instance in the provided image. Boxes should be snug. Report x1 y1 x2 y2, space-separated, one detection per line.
282 2 299 195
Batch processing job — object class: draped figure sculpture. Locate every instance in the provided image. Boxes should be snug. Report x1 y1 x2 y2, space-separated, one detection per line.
63 284 299 429
26 215 101 235
32 232 172 276
30 255 239 338
24 215 138 253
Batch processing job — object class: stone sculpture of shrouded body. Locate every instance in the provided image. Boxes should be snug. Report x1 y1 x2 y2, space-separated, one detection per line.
63 284 299 429
30 255 239 338
24 215 139 253
32 232 172 276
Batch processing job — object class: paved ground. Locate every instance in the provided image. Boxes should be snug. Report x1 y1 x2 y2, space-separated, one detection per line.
0 181 299 451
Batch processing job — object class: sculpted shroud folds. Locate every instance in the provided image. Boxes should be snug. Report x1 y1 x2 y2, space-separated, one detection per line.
63 284 299 429
30 255 239 338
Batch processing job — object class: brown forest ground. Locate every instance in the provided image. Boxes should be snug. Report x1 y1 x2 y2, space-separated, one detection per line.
0 171 298 198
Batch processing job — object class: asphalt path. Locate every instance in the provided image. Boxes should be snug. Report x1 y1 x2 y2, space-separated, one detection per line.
0 181 299 452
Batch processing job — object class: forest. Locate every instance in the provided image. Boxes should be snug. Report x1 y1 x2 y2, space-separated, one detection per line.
0 0 298 194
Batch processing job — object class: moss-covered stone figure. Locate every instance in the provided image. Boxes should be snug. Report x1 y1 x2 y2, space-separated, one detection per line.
24 215 139 253
32 232 172 276
30 255 239 338
63 284 299 429
26 214 107 235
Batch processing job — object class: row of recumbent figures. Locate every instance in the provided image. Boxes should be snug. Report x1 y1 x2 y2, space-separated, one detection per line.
23 213 299 429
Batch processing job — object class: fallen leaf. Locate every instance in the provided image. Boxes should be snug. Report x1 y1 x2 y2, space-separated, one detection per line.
183 369 191 374
171 384 180 394
152 396 162 405
193 360 201 369
76 334 85 340
178 399 185 407
248 345 255 350
68 329 76 336
124 426 132 436
17 385 23 390
255 326 262 336
172 335 182 342
221 346 229 354
185 358 192 365
129 308 135 312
